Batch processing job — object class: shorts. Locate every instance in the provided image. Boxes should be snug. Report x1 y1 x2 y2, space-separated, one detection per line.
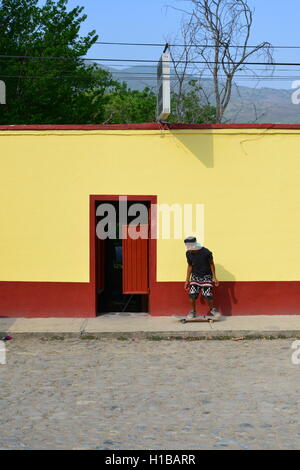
189 273 213 300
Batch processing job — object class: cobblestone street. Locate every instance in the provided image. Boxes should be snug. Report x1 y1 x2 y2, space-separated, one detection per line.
0 338 300 450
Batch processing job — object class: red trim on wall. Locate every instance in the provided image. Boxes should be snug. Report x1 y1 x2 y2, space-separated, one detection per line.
2 123 300 131
150 281 300 316
0 280 299 317
0 281 94 317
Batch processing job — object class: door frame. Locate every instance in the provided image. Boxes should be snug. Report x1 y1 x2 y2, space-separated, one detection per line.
90 195 157 315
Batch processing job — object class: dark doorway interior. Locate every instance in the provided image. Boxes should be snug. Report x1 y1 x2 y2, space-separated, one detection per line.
96 200 149 315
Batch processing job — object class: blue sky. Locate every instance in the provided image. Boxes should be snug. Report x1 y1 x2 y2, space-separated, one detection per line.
48 0 300 89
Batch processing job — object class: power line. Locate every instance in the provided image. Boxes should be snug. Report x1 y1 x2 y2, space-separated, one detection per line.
3 60 299 74
110 68 300 75
113 76 300 80
0 69 298 81
106 77 300 82
95 41 300 50
1 54 300 67
98 64 300 72
0 73 298 82
109 70 300 78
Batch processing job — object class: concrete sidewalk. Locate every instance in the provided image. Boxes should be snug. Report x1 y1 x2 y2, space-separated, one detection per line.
1 314 300 339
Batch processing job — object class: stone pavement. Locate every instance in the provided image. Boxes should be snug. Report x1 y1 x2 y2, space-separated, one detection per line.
1 314 300 339
1 337 300 450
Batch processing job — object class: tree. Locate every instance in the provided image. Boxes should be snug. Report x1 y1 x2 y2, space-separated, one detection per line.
103 82 157 124
170 80 216 123
101 78 215 125
169 0 273 123
0 0 115 124
168 16 216 123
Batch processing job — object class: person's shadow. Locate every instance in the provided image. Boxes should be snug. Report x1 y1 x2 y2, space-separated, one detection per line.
199 264 237 316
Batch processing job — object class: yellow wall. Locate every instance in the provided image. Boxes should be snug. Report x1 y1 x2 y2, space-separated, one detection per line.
1 128 300 283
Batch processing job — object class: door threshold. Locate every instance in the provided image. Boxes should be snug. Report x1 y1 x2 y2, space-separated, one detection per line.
98 312 149 317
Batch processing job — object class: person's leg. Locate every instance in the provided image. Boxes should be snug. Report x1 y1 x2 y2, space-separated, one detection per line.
187 279 199 318
190 296 197 313
204 296 221 316
201 282 220 316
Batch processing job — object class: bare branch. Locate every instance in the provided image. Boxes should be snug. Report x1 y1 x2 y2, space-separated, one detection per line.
169 0 273 122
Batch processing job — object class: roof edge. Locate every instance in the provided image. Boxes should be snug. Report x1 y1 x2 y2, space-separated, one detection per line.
1 123 300 131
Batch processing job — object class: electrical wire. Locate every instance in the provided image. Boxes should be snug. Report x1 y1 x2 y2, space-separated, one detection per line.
0 73 298 82
95 41 300 50
1 55 300 67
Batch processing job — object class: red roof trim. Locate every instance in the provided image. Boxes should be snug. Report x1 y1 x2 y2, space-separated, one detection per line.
1 123 300 131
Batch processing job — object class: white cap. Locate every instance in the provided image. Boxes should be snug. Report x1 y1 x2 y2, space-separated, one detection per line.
184 237 202 251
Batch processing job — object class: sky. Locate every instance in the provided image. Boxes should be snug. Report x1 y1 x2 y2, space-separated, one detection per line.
44 0 300 90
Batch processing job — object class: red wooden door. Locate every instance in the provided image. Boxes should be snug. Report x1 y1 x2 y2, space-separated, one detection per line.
122 225 149 294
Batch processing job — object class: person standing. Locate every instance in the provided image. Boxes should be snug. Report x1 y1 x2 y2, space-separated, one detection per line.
184 236 221 319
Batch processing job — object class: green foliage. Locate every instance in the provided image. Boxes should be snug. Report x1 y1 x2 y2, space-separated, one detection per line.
170 80 216 124
0 1 216 125
103 82 157 124
101 78 216 125
0 0 115 124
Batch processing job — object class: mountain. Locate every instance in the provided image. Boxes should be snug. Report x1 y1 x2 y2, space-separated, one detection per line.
226 85 300 124
105 65 300 124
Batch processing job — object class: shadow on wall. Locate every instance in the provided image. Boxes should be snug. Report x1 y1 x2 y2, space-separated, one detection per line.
170 129 214 168
199 264 237 316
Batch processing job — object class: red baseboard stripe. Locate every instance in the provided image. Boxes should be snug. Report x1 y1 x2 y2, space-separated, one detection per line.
151 281 300 316
0 281 299 317
0 281 94 318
